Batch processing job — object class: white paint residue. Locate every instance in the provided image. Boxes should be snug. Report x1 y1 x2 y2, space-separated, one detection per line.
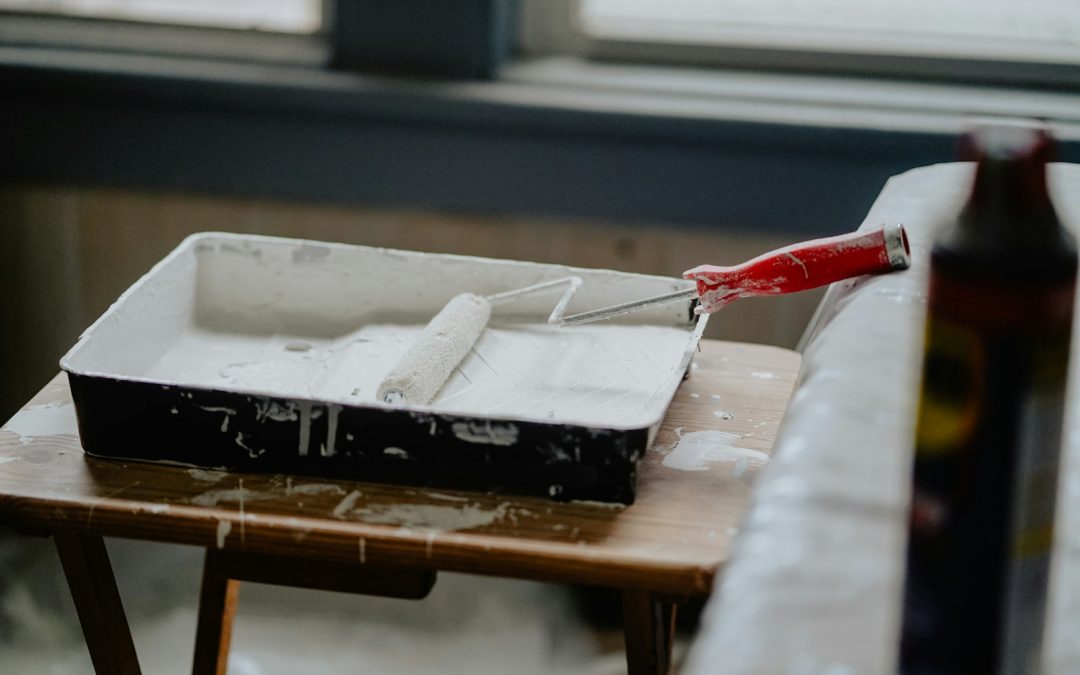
332 490 364 518
292 242 331 263
188 468 226 482
192 487 262 507
568 500 626 510
323 404 340 457
713 410 735 420
426 491 469 502
234 432 265 458
255 400 298 423
351 502 511 531
238 479 246 544
750 371 776 380
286 482 345 497
216 520 232 549
197 405 236 433
298 401 312 456
661 430 770 472
451 421 519 447
2 403 79 444
784 252 810 279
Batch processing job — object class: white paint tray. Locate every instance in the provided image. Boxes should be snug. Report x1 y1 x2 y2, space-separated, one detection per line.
61 233 706 502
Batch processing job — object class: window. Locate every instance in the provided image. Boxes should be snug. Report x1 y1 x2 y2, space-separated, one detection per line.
580 0 1080 61
0 0 322 33
523 0 1080 88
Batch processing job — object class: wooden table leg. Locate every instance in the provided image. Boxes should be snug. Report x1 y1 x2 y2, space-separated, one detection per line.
53 532 142 675
190 546 435 674
622 590 677 675
192 549 240 675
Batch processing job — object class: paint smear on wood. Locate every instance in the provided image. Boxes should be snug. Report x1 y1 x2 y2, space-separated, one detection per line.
342 501 515 531
1 403 79 444
661 430 770 473
216 520 232 549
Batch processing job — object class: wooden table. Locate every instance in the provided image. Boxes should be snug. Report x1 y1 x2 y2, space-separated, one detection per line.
0 340 799 675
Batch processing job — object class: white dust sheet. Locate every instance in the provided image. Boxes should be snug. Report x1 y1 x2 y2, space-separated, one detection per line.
683 162 1080 675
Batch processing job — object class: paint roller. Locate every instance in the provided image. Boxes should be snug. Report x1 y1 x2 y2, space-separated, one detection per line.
556 223 911 325
377 277 582 405
378 224 910 405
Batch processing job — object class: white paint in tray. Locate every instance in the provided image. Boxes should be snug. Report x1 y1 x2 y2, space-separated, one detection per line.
137 322 694 429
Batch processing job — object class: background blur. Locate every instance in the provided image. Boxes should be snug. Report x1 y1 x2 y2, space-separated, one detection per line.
7 0 1079 422
4 1 1080 673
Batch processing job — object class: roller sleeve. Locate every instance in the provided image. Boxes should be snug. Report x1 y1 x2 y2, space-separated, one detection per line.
376 293 493 405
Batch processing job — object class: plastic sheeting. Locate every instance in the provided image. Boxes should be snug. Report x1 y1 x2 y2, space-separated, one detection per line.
684 162 1080 674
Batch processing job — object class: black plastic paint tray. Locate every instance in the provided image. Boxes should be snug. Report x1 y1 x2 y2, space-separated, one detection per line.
60 233 705 503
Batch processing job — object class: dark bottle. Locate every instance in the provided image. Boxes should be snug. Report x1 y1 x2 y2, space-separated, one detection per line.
900 125 1077 674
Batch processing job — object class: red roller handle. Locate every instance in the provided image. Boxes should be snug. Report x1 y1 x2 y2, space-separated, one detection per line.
683 223 911 314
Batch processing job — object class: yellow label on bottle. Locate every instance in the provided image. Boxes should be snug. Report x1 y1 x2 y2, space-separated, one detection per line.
914 316 985 456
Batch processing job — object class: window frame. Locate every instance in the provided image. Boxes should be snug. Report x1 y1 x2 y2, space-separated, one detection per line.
521 0 1080 90
0 12 328 64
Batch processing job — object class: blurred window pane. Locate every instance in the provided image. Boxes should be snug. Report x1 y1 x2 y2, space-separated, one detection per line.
580 0 1080 63
0 0 322 34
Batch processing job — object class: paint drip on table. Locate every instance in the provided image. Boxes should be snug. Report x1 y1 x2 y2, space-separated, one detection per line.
659 429 769 478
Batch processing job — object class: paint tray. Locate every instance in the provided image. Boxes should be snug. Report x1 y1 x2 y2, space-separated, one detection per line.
61 233 705 503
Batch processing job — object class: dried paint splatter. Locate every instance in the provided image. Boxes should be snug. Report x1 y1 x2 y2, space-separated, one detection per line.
346 502 514 531
2 402 79 444
216 520 232 549
660 430 770 473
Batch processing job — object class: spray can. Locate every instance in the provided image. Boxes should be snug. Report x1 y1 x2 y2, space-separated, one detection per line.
900 125 1076 674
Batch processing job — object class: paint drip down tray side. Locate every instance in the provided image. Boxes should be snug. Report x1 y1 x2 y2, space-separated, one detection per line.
59 233 705 503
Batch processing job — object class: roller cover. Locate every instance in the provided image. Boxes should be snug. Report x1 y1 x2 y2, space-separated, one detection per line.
376 293 492 405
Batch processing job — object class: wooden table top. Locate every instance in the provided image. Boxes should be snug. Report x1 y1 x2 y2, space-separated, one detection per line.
0 340 799 597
